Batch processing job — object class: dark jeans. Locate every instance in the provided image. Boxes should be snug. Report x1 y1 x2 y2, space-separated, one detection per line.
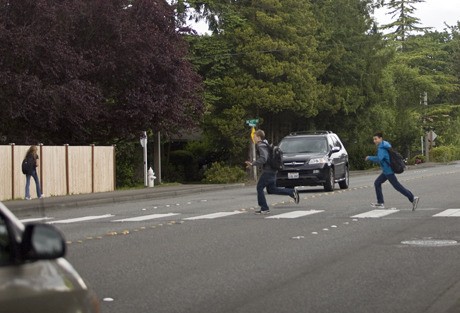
257 171 294 210
25 170 42 199
374 173 414 204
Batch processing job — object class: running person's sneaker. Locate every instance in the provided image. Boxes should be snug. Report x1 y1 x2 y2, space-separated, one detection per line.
293 188 300 204
371 203 385 209
412 196 419 211
255 209 270 215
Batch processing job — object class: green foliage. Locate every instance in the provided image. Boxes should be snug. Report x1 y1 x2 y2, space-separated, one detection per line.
202 162 247 184
115 141 143 188
380 0 428 43
434 111 460 146
430 145 457 163
165 150 199 182
409 154 425 165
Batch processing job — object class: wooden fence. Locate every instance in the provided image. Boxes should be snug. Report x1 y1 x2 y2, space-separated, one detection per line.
0 144 115 201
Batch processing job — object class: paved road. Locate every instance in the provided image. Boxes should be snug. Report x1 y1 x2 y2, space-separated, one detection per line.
10 162 460 313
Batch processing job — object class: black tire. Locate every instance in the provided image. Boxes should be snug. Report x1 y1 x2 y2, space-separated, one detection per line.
323 168 335 192
338 167 349 189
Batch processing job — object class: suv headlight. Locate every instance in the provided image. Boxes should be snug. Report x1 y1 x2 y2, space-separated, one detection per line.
308 157 328 165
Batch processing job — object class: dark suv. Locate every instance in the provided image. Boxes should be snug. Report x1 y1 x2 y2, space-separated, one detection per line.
276 131 349 191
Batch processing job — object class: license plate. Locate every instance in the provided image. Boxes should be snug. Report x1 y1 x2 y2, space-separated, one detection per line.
288 172 299 179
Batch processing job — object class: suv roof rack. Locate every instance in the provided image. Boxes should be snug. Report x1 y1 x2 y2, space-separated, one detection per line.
289 130 333 136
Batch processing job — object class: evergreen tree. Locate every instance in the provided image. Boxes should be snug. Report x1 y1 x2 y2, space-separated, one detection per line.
380 0 429 44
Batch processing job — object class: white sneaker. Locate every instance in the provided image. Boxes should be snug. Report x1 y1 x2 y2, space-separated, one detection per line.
412 196 419 211
371 203 385 209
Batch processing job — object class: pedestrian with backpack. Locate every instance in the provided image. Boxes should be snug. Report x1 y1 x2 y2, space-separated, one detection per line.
365 132 419 211
245 129 299 214
23 145 43 200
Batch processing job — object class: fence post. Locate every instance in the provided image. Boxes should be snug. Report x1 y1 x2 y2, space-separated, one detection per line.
10 143 15 200
65 144 69 195
39 143 43 196
91 144 95 193
113 145 117 190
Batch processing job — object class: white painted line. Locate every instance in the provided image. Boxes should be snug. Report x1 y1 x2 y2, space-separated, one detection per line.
184 211 243 220
112 213 179 222
433 209 460 217
20 217 54 223
351 210 399 218
265 210 324 219
49 214 114 224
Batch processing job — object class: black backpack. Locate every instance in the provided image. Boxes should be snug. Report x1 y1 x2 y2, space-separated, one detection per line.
387 148 405 174
21 156 35 175
261 142 283 171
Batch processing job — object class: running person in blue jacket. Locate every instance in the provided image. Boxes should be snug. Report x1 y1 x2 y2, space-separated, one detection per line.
365 132 419 211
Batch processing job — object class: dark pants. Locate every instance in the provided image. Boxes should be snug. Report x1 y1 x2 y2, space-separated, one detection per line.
257 171 294 210
374 173 414 204
25 170 42 199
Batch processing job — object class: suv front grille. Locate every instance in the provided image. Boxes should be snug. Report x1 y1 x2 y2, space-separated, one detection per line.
283 161 306 167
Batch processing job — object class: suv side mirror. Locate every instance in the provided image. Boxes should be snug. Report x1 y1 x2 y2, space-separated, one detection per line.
328 146 340 157
20 224 66 261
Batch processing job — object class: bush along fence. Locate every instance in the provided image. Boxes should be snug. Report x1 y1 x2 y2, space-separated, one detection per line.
0 144 115 201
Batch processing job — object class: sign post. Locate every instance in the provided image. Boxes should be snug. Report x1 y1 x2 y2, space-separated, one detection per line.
140 131 148 187
246 119 259 181
424 130 437 162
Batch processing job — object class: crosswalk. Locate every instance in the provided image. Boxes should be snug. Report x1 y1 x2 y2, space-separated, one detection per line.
19 208 460 225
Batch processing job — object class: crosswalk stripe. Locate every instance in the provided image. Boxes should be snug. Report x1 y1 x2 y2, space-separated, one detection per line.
20 208 460 226
433 209 460 217
49 214 114 224
112 213 179 222
265 210 324 219
20 217 54 223
184 211 243 220
351 209 399 218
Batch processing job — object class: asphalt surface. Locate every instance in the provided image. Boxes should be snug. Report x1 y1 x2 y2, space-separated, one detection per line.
4 162 438 214
4 183 246 213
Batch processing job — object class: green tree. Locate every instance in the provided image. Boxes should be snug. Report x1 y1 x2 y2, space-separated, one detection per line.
186 0 395 167
187 0 324 163
380 0 428 44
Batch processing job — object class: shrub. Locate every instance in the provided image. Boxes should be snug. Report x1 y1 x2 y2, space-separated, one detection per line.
164 150 198 182
430 146 455 163
409 154 425 165
202 162 247 184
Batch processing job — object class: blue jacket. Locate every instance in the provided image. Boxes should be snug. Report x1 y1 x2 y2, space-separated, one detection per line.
367 140 394 175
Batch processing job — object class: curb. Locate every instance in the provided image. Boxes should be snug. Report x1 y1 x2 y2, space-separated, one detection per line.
5 183 246 214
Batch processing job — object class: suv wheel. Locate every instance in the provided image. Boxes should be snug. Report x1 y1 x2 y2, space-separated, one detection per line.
338 166 349 189
324 168 335 192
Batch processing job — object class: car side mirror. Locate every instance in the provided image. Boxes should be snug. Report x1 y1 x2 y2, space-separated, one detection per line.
20 224 66 261
328 146 340 157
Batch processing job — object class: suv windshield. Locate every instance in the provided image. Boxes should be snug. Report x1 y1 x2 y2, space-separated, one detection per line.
279 138 328 154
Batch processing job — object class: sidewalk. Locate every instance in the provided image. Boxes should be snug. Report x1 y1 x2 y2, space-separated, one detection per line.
4 183 246 214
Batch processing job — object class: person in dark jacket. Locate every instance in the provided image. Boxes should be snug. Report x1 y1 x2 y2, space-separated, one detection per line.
245 129 299 214
24 145 43 200
365 132 419 210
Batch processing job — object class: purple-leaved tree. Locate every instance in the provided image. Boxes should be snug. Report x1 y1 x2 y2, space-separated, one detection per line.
0 0 203 144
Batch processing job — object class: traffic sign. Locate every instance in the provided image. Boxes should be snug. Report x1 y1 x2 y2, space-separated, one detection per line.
246 119 259 127
428 130 437 142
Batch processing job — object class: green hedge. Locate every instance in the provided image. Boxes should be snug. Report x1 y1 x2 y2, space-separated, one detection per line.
202 162 247 184
430 145 460 163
